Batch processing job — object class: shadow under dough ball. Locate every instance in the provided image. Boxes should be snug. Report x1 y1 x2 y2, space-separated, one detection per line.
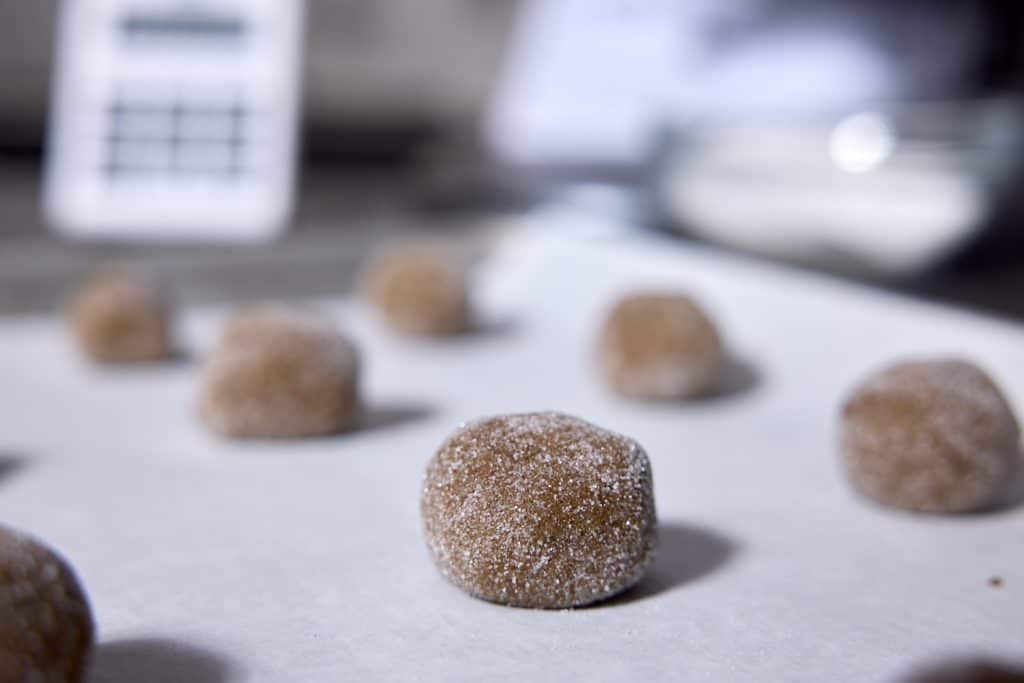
597 292 724 399
422 412 657 608
0 526 93 683
897 657 1024 682
362 248 468 336
198 305 359 438
841 359 1022 513
68 272 171 362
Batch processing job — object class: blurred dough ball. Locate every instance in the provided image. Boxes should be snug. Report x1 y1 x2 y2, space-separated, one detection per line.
897 658 1024 682
0 526 93 683
841 359 1022 513
363 247 468 336
597 292 724 400
68 271 171 362
198 305 360 438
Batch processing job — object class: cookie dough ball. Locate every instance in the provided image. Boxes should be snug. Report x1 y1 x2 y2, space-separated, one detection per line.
198 306 359 438
597 292 724 400
841 359 1022 513
363 247 468 336
0 526 93 682
68 271 171 362
897 658 1024 682
422 412 657 608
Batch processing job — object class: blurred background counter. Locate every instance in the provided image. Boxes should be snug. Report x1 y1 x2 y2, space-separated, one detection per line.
5 0 1024 319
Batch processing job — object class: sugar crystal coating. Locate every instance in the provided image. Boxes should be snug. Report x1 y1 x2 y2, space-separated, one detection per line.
0 526 93 683
198 305 360 438
422 412 657 608
597 292 724 400
362 247 468 336
841 359 1021 513
68 271 171 363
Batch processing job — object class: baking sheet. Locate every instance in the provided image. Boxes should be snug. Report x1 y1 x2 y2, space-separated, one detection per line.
1 224 1022 682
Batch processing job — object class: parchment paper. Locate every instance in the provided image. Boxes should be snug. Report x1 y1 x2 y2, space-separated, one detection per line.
1 225 1021 682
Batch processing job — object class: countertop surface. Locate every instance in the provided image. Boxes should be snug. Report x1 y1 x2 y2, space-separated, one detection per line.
0 159 492 314
4 156 1024 322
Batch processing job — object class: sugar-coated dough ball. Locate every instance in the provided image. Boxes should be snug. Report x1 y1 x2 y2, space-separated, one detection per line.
363 248 468 336
198 306 359 438
0 526 93 682
841 359 1021 513
68 272 171 362
422 412 657 608
597 292 724 400
897 658 1024 682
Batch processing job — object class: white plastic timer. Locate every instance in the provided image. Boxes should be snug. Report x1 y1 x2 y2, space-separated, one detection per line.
44 0 305 241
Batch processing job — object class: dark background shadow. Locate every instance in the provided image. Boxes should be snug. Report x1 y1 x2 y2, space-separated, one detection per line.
212 400 436 446
160 349 193 366
0 452 26 483
92 348 193 370
90 638 241 683
976 469 1024 515
612 354 761 409
604 521 738 606
462 316 519 340
698 354 761 403
354 401 436 433
898 656 1024 683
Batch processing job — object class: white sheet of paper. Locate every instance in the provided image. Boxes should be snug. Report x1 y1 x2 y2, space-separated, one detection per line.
1 222 1022 681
